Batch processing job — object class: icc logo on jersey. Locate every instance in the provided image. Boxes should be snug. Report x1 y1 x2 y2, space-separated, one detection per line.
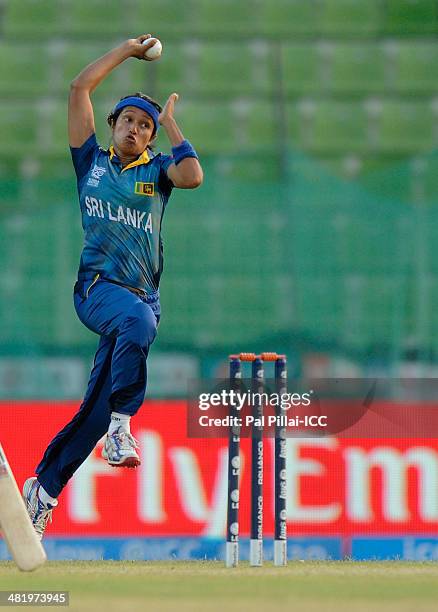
87 164 106 187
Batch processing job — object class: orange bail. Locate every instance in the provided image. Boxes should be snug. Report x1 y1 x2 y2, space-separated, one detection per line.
239 352 257 362
260 352 278 362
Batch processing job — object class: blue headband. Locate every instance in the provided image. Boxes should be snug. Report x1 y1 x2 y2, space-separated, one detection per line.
113 97 160 134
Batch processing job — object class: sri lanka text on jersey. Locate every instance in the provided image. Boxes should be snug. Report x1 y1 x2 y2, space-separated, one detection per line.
84 196 153 234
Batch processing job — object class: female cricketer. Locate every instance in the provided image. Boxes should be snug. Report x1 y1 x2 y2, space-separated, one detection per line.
23 34 203 538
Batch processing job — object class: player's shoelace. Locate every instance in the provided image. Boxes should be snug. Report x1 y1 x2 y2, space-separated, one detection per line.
26 485 53 539
32 502 53 539
108 431 139 454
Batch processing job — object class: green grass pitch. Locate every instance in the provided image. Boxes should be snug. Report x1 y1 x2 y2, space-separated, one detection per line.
1 561 438 611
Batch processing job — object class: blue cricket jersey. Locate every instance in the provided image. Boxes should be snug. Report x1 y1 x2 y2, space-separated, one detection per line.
70 133 174 294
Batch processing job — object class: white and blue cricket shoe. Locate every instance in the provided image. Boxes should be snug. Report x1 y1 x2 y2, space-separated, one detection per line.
102 427 140 468
22 477 56 541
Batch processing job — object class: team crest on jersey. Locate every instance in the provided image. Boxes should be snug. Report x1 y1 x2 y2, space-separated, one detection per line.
87 165 106 187
135 182 154 196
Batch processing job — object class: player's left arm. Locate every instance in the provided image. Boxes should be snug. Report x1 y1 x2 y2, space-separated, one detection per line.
159 93 203 189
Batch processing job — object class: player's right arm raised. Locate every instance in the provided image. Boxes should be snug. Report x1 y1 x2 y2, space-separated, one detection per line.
68 35 159 147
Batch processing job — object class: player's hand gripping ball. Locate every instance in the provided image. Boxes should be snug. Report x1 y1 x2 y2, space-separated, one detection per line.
142 38 162 60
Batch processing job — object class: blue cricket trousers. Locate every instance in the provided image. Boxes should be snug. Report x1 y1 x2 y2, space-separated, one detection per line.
36 277 160 498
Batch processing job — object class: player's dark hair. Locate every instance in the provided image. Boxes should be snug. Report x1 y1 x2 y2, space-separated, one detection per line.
107 92 162 127
107 92 162 150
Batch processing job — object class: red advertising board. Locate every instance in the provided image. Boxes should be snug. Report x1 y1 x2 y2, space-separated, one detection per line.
1 401 438 537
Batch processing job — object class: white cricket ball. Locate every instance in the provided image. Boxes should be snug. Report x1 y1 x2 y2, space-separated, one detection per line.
143 38 162 60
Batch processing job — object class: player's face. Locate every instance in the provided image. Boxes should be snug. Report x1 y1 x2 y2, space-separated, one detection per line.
112 106 155 157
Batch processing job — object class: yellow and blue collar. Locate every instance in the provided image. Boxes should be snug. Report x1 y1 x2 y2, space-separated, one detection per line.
108 145 150 173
